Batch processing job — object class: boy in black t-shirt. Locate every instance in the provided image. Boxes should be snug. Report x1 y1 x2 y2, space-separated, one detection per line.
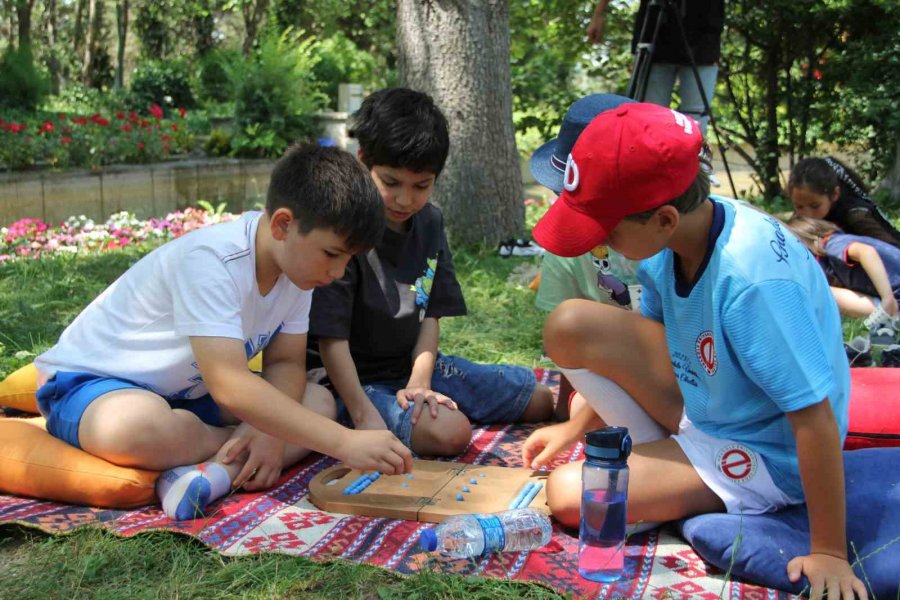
308 88 554 456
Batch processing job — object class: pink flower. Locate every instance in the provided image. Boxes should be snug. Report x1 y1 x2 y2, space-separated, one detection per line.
149 104 164 120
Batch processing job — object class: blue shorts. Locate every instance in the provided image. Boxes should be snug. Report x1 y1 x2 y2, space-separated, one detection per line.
36 371 224 449
336 354 536 447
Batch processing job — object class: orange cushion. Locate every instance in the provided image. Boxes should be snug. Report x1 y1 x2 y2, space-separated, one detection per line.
0 363 39 413
0 417 159 508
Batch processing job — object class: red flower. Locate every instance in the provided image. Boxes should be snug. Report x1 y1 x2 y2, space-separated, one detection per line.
121 124 133 132
40 122 54 133
58 113 67 121
171 123 179 132
149 104 164 120
137 142 145 150
61 137 71 145
116 111 126 119
178 107 187 119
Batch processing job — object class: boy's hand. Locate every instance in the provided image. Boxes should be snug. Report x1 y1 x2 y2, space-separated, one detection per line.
396 387 458 425
881 295 898 318
522 421 581 470
352 404 389 431
338 429 414 475
787 553 868 599
222 428 286 491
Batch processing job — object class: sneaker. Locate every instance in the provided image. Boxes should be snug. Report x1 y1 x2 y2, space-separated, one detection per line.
865 305 896 346
498 238 545 258
844 336 873 367
881 345 900 367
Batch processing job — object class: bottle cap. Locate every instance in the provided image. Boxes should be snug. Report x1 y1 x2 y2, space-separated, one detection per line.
584 426 632 462
419 528 438 551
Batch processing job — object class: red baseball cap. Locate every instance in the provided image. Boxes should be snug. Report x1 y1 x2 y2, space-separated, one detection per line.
532 103 703 257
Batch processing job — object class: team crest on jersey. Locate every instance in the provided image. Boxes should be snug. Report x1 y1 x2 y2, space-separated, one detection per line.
695 330 717 375
716 444 758 484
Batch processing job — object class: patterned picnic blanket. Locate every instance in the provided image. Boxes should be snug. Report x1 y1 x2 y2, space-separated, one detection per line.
0 369 794 599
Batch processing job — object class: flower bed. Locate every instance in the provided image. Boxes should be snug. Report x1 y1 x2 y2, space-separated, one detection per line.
0 208 236 262
0 104 195 171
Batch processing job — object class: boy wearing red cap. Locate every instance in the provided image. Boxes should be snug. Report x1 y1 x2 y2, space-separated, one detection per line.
523 103 865 596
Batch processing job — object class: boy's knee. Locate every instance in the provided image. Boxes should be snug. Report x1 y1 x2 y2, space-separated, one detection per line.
546 463 582 529
520 384 555 422
411 409 471 456
544 300 594 363
302 382 337 420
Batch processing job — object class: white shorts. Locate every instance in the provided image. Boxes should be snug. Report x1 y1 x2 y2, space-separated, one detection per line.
672 415 803 515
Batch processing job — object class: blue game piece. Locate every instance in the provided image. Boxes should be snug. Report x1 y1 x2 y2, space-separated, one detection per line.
456 494 464 501
401 482 409 487
469 478 477 484
462 486 470 493
479 473 486 478
406 474 414 480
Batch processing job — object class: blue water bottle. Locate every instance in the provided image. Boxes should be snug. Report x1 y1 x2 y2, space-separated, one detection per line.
578 426 632 582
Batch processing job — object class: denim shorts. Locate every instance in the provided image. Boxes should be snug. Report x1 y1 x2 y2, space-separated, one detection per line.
36 371 224 449
336 354 537 447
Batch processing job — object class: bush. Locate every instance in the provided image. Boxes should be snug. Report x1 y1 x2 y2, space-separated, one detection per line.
227 30 326 158
0 47 50 112
204 127 233 157
311 33 379 110
130 60 196 112
197 48 241 104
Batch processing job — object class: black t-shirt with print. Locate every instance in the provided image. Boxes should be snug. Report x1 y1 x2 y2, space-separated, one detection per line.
307 203 467 384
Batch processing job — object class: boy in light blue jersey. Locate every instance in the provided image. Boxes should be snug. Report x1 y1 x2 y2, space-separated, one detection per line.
522 103 865 598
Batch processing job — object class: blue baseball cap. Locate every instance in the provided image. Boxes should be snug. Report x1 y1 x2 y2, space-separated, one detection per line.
529 94 636 195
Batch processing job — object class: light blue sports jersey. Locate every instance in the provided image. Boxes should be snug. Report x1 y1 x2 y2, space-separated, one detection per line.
638 197 850 499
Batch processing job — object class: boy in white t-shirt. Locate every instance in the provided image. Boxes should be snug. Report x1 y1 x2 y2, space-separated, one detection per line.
35 144 413 520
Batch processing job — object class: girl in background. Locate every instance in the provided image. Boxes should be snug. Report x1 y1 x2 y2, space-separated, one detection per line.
789 157 900 248
787 215 900 346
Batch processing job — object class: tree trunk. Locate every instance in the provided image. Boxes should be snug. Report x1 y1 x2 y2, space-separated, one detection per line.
115 0 128 89
15 0 35 50
761 38 781 199
397 0 523 246
46 0 61 93
81 0 98 86
73 0 88 59
242 0 270 56
193 0 216 57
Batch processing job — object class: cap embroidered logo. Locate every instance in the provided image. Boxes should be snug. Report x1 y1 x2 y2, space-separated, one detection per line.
563 153 580 192
671 109 694 135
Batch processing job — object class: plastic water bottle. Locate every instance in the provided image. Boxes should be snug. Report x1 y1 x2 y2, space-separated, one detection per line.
419 508 552 557
579 426 632 582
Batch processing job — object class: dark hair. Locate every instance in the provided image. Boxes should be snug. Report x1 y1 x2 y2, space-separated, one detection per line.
266 143 385 252
624 168 710 223
349 87 450 176
788 156 869 197
785 214 841 256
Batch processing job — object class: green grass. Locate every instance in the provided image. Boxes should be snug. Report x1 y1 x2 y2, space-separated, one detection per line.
0 243 563 599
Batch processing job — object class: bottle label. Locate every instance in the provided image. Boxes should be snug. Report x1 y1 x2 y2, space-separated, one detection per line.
476 515 506 553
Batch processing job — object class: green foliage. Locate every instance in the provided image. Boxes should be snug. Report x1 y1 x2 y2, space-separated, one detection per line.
311 32 381 110
227 29 326 158
130 60 197 111
197 47 242 103
509 0 635 153
204 127 233 157
718 0 900 199
0 47 50 112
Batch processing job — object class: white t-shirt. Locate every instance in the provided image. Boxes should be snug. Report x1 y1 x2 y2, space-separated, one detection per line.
36 211 312 401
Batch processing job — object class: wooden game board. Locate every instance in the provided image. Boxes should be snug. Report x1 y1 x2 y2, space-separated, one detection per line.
308 459 550 522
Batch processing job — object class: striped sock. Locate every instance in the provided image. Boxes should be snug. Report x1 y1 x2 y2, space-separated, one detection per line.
155 463 231 521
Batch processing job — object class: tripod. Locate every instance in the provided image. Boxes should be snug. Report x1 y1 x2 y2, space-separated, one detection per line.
626 0 736 198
